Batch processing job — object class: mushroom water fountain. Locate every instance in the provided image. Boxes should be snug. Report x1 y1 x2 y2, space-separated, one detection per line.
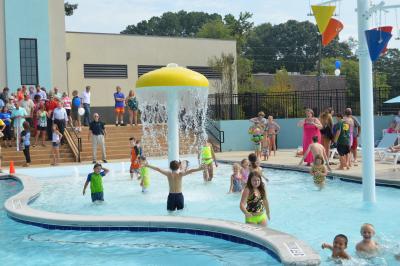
136 63 209 162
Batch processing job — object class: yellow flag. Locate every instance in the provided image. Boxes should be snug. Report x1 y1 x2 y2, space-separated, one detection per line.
311 5 336 34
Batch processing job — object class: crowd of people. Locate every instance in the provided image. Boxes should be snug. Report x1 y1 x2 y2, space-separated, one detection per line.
0 85 141 168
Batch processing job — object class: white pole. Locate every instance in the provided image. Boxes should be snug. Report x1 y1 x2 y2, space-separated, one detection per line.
357 0 376 202
167 92 179 162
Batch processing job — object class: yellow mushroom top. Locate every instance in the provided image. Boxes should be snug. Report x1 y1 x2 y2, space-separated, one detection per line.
136 64 209 88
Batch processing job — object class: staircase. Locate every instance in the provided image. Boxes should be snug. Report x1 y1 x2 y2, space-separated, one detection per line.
78 125 199 162
2 140 75 167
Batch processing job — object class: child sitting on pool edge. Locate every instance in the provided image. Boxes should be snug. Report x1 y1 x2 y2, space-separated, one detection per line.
82 163 110 203
137 156 150 193
310 154 327 189
145 160 204 211
322 234 350 260
356 223 379 257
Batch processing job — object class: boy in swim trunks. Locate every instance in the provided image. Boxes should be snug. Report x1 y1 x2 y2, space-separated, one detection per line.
145 160 204 211
82 163 110 202
299 135 331 171
198 141 218 182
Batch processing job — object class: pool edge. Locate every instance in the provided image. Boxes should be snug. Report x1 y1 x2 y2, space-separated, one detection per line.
1 173 320 266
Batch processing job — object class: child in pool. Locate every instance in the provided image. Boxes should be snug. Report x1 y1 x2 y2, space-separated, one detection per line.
137 156 150 193
146 160 204 211
82 163 110 203
310 154 327 189
322 234 351 260
248 153 268 182
356 223 379 256
229 163 243 193
129 137 140 180
240 159 250 185
198 141 218 182
240 171 270 226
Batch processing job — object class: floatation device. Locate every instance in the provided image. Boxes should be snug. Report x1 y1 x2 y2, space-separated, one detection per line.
251 135 264 143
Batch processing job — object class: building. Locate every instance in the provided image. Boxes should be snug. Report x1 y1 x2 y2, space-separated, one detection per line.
0 0 236 119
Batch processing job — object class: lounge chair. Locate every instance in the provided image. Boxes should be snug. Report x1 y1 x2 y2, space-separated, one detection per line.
375 133 399 160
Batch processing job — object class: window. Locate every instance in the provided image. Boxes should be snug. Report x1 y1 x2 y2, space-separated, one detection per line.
187 66 221 79
137 65 164 77
84 64 128 78
19 38 39 85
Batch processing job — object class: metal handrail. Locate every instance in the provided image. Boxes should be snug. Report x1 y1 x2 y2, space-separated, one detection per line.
66 124 82 162
206 118 224 152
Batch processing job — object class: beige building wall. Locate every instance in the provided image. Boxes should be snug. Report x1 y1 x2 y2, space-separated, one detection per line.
48 0 67 91
65 32 236 107
0 0 6 87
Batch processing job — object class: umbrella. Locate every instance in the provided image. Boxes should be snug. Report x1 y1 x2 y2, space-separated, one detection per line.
384 96 400 103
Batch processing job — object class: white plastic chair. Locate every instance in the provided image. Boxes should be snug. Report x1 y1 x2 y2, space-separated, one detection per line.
374 133 399 160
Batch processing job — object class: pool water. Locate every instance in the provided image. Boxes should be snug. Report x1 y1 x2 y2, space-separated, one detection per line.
12 158 400 265
0 179 279 266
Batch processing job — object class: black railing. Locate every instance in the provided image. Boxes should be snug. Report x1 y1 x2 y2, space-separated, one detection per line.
208 87 400 120
206 118 224 152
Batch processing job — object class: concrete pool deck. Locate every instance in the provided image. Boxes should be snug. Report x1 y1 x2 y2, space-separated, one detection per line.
217 149 400 187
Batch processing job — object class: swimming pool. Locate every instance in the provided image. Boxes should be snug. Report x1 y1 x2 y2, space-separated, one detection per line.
0 178 280 266
9 158 400 265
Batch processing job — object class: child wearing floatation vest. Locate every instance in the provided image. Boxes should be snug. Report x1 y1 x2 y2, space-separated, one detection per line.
248 123 264 160
198 140 217 182
138 156 150 193
129 137 140 179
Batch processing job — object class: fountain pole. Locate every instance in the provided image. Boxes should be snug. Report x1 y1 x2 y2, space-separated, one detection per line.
357 0 376 202
167 92 180 162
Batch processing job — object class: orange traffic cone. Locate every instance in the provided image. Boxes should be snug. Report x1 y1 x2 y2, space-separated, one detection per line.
9 161 15 174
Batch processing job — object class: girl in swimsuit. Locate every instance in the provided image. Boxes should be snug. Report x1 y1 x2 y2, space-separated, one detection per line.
240 171 270 226
229 163 243 193
266 116 280 156
240 159 250 185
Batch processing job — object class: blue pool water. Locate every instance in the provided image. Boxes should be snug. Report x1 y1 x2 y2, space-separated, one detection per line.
9 158 400 265
0 178 279 266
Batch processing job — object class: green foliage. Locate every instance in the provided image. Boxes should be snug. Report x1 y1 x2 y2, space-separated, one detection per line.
374 49 400 91
268 68 294 93
197 20 232 39
246 20 354 74
121 11 222 36
64 2 78 16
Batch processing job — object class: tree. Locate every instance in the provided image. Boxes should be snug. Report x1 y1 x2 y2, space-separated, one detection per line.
197 20 232 40
64 2 78 16
374 49 400 91
121 11 222 36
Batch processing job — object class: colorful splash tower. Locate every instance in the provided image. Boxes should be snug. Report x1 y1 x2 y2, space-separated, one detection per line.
313 0 399 202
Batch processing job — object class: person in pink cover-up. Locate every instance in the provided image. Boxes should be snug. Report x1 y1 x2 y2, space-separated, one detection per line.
297 108 322 166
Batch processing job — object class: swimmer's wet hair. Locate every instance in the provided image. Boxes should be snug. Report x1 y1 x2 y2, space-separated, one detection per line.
360 223 375 233
312 136 319 142
138 156 146 161
334 234 348 246
129 137 135 141
93 163 102 169
169 160 180 171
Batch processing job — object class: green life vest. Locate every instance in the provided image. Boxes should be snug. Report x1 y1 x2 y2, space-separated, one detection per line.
140 167 150 188
90 173 104 193
201 146 213 164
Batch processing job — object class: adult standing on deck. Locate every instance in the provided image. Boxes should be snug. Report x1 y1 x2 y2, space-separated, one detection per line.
88 113 107 164
21 93 34 127
319 110 334 159
113 86 125 126
297 108 322 166
126 90 139 127
345 108 361 166
250 111 268 129
52 100 68 144
81 86 91 126
45 94 58 141
265 115 280 156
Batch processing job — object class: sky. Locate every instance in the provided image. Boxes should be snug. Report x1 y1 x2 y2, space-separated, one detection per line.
65 0 400 49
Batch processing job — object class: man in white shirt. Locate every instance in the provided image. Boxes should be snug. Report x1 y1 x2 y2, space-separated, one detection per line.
21 93 34 127
81 86 91 126
53 87 63 100
52 100 68 144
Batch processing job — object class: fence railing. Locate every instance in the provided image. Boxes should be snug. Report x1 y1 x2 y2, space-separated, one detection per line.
65 125 82 162
205 118 224 152
208 88 400 120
